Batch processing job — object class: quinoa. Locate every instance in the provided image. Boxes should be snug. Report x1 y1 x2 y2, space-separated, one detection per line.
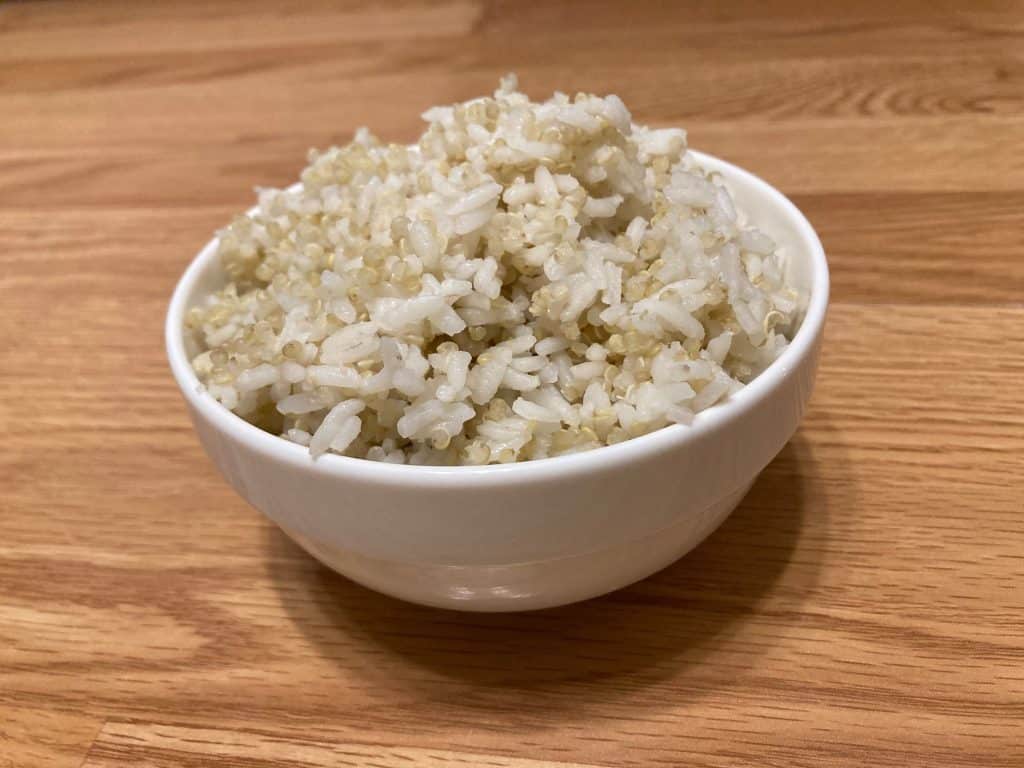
186 75 803 465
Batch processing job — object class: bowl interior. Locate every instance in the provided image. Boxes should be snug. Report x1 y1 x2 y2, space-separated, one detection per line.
715 160 815 302
179 242 225 361
167 149 828 477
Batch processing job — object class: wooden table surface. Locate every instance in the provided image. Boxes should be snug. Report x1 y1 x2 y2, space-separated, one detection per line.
2 2 1023 766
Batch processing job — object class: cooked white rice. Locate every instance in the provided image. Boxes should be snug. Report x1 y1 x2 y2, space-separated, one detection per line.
186 75 802 465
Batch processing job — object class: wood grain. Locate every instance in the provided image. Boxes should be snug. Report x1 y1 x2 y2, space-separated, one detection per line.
1 2 1022 767
81 721 604 768
0 708 104 768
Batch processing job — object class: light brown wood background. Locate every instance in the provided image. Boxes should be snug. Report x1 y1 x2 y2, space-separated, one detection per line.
2 1 1022 766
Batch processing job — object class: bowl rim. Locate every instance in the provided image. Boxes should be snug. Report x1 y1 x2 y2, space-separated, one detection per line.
166 149 829 487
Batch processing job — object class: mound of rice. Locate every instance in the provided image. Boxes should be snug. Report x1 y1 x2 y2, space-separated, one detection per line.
186 75 802 465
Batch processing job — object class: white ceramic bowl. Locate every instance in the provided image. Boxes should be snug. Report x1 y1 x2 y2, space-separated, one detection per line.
166 151 828 612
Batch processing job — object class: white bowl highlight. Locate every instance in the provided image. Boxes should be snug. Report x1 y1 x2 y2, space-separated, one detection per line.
166 151 828 611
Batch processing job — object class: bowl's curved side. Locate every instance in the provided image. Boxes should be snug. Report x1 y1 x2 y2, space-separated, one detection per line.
281 480 753 611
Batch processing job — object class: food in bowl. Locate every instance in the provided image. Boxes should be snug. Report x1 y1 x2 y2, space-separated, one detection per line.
185 76 803 465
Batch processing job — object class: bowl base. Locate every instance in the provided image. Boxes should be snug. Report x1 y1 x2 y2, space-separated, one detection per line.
281 480 753 612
